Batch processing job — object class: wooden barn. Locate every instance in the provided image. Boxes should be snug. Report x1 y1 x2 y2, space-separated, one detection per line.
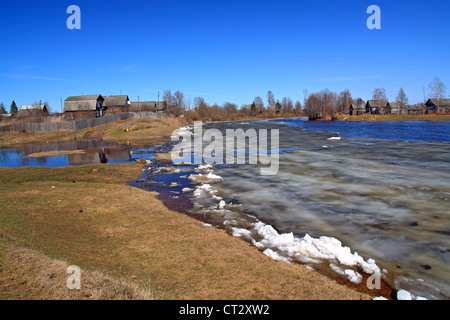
349 101 366 115
386 102 406 115
64 95 105 120
365 100 388 114
407 104 425 115
425 99 450 114
103 95 131 113
130 101 167 113
16 104 50 119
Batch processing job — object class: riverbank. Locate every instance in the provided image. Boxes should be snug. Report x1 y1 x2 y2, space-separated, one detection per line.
335 113 450 122
0 163 373 300
0 117 189 148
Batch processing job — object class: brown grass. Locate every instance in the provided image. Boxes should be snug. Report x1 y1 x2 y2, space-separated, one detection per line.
27 150 87 158
0 241 154 300
0 117 188 148
0 164 372 300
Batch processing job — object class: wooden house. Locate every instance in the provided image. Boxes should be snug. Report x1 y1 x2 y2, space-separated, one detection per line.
365 100 388 114
349 101 366 115
16 104 50 118
407 104 425 115
130 101 167 113
64 95 105 120
386 102 407 115
103 95 131 113
425 99 450 114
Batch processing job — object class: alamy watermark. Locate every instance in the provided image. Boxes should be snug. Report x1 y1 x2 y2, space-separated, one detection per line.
66 5 81 30
66 265 81 290
170 122 280 176
367 5 381 30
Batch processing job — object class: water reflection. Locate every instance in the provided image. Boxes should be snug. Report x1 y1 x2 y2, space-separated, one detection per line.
0 141 140 167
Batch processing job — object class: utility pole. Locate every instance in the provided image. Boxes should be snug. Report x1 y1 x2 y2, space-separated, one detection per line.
60 97 63 113
138 95 142 119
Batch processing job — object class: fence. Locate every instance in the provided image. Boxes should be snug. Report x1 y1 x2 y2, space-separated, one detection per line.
0 112 164 134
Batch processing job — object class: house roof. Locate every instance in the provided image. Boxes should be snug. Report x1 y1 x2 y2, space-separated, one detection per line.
426 99 450 107
350 101 365 109
103 95 130 107
387 102 403 108
20 104 46 111
16 105 49 117
366 100 388 108
64 95 104 112
130 101 167 112
408 104 425 111
65 95 104 102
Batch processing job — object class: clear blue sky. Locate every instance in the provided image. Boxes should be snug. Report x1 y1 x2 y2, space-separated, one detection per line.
1 0 449 112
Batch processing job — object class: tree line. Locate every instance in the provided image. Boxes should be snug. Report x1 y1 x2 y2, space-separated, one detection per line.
303 77 446 120
162 77 447 121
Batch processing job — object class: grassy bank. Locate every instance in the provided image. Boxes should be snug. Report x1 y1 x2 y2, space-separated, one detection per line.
0 164 374 300
0 117 188 148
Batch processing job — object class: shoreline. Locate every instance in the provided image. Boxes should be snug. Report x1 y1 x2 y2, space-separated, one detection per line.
137 123 396 299
1 116 441 300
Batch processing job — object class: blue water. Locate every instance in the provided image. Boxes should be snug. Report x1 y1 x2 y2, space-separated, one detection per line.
271 118 450 143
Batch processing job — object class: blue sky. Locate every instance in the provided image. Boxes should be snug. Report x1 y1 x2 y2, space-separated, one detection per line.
1 0 449 112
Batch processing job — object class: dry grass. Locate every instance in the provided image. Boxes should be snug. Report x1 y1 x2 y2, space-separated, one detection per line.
0 117 188 148
27 150 87 158
0 164 372 300
0 240 154 300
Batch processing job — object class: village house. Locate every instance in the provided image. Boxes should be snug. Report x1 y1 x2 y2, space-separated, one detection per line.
407 104 425 115
349 101 366 115
64 95 106 120
386 102 406 115
130 101 167 113
365 100 388 114
425 99 450 114
16 104 50 119
103 95 131 113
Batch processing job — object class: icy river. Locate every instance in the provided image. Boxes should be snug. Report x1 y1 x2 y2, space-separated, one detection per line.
133 118 450 300
2 118 448 299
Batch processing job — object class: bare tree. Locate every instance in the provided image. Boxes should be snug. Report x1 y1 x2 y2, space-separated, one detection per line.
372 88 387 101
337 89 353 114
304 89 338 120
253 96 264 114
223 102 238 115
395 87 409 114
281 97 294 113
294 100 302 115
428 77 447 108
267 91 275 111
173 90 185 115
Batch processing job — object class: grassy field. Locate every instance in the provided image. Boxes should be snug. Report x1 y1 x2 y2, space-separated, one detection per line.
0 164 377 300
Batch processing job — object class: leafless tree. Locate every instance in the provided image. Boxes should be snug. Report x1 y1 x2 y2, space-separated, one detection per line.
428 77 447 107
294 100 302 115
173 90 185 115
337 89 353 113
395 87 409 114
253 96 264 114
267 91 275 111
281 97 294 113
372 88 387 101
223 102 238 115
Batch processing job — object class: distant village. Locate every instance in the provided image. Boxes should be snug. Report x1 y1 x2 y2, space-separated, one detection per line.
0 94 167 121
1 93 449 124
349 99 450 116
